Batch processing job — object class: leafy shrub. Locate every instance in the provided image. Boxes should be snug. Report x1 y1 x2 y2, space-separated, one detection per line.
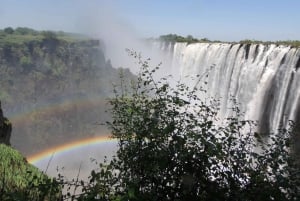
3 27 14 34
0 144 61 200
80 51 299 201
159 34 200 44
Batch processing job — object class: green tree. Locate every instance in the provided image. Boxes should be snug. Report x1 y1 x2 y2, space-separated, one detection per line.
15 27 38 35
41 31 59 54
79 51 300 201
42 31 57 40
3 27 14 34
159 34 200 43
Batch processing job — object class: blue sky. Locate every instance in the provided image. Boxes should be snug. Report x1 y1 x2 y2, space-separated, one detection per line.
0 0 299 41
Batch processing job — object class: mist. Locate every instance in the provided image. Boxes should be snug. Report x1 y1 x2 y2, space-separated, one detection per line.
72 1 174 76
3 1 173 182
34 142 118 181
1 0 178 183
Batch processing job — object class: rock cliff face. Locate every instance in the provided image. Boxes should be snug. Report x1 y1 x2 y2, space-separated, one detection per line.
0 29 136 156
0 101 11 145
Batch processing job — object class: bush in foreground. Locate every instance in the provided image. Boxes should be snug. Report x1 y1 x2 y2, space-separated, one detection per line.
78 51 300 201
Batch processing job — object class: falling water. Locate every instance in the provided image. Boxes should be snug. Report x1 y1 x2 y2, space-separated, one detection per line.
157 42 300 133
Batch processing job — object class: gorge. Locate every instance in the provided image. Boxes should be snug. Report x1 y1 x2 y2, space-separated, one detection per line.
1 29 300 199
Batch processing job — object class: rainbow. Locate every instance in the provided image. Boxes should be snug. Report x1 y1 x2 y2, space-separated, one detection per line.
6 96 111 155
28 136 117 164
4 96 117 164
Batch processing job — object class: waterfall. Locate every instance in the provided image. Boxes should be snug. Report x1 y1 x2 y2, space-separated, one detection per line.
158 42 300 133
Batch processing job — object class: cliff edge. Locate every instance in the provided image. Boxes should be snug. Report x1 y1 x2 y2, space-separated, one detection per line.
0 101 11 145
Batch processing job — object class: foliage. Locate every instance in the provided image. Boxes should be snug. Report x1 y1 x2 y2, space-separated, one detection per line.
0 27 133 156
80 51 300 200
4 27 14 34
239 39 300 48
159 34 201 44
42 31 58 41
158 34 220 44
0 144 61 200
158 33 300 48
15 27 39 35
0 27 92 46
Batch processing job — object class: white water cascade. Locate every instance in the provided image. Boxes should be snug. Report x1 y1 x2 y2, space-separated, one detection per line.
158 42 300 133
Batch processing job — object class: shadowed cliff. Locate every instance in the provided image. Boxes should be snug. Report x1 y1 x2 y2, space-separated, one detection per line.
0 101 11 145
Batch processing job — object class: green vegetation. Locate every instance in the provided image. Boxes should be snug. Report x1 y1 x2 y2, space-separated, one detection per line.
159 33 300 47
74 51 299 200
239 39 300 48
0 27 90 46
0 27 135 156
0 144 61 200
159 34 207 44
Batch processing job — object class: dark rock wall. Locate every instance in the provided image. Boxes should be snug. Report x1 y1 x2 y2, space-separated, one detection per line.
0 101 11 145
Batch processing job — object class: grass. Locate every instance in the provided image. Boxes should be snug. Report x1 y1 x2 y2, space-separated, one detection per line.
0 144 61 200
